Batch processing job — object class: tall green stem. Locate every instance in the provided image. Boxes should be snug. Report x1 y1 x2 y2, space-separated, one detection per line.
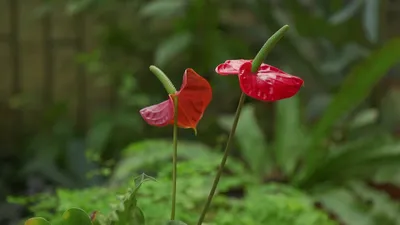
196 92 246 225
148 65 178 220
171 95 178 220
196 25 290 225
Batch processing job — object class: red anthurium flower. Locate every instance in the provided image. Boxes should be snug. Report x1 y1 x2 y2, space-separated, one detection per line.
216 59 304 101
140 68 212 130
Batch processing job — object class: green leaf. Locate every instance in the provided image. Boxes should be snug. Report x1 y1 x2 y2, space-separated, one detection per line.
304 137 400 185
329 0 364 25
275 94 305 175
363 0 380 43
109 174 154 225
25 217 51 225
132 207 145 225
140 0 186 18
62 208 93 225
300 38 400 183
66 0 96 15
314 187 373 225
218 104 271 181
314 38 400 142
315 182 400 225
155 32 192 67
110 139 214 184
165 220 188 225
348 182 400 222
349 108 378 128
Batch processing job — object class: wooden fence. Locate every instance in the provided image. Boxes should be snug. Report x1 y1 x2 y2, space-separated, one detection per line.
0 0 399 156
0 0 111 156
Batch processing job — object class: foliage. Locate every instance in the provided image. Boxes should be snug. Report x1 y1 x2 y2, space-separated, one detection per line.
14 174 152 225
3 0 400 225
11 139 337 225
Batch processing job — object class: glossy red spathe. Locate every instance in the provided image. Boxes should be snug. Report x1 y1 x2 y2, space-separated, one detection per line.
215 59 303 101
140 68 212 129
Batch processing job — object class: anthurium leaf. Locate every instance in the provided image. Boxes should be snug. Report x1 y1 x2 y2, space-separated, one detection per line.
25 217 51 225
218 104 271 181
155 32 192 67
110 139 214 184
348 182 400 222
329 0 364 25
275 94 305 175
312 38 400 144
165 220 188 225
304 137 400 185
62 208 93 225
314 187 373 225
300 38 400 184
362 0 379 43
139 0 186 18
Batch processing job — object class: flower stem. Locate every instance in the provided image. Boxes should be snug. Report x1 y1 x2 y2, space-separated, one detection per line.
149 65 177 95
251 25 289 72
171 95 179 220
196 92 246 225
196 24 290 225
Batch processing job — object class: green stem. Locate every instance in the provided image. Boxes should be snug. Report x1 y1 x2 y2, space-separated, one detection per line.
149 65 177 95
171 95 178 220
196 24 290 225
149 65 179 220
251 25 289 72
196 92 246 225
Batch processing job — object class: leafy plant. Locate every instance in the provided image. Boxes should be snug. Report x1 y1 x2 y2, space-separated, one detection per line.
215 38 400 224
13 146 336 225
17 174 152 225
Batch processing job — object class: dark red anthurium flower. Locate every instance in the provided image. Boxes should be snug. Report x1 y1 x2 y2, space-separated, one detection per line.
216 59 304 101
140 69 212 130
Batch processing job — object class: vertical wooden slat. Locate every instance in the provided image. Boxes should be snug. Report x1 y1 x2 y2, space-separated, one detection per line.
10 0 22 149
74 14 87 134
42 12 53 105
10 0 21 96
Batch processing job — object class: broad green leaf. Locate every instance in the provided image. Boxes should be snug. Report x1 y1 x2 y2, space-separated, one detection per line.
363 0 379 43
218 104 271 181
313 38 400 142
25 218 51 225
140 0 186 18
110 139 214 184
86 120 114 153
304 137 400 185
300 38 400 183
374 164 400 186
66 0 95 15
155 32 192 67
275 94 305 175
349 108 378 128
314 187 373 225
62 208 93 225
381 88 400 130
329 0 364 25
348 182 400 222
166 220 188 225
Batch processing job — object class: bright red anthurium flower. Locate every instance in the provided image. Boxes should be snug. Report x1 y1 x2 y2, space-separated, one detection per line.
216 59 304 101
140 68 212 132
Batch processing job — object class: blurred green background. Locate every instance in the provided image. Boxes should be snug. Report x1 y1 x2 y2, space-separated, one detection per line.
1 0 400 224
